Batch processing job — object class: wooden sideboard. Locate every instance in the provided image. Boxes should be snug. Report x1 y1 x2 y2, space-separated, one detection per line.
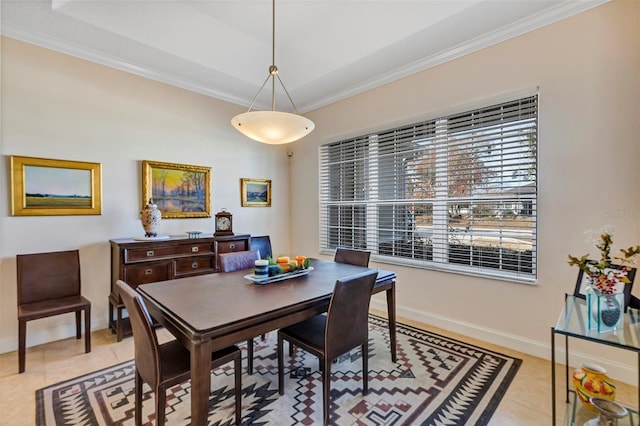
109 234 250 341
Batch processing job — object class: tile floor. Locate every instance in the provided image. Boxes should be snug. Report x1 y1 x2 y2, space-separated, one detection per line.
0 310 636 425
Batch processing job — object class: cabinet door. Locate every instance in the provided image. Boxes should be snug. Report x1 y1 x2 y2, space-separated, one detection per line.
123 262 171 288
174 256 216 277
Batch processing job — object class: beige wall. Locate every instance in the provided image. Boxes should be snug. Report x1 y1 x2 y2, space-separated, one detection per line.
0 38 293 353
1 1 639 384
291 1 640 383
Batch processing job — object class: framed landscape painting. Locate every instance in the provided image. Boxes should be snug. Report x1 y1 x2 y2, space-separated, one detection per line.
11 155 102 216
142 160 211 218
241 178 271 207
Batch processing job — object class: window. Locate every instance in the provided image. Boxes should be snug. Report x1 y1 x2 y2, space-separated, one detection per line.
319 95 538 282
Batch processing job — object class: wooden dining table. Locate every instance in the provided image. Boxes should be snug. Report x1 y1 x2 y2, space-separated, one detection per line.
137 258 397 426
137 259 396 425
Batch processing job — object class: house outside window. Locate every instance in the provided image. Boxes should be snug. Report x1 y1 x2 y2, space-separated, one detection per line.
319 95 538 282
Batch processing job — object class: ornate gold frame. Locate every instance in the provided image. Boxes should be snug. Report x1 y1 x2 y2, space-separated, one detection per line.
240 178 272 207
142 160 211 218
10 155 102 216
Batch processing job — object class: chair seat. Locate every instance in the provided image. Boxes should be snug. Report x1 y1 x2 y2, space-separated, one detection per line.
280 314 327 350
18 295 91 321
158 340 241 383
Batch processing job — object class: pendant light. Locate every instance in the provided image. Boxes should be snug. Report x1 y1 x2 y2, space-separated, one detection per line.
231 0 314 145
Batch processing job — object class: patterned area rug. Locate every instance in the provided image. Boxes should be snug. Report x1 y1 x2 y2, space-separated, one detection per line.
36 315 521 425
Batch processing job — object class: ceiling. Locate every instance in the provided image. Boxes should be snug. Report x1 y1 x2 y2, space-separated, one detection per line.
1 0 607 113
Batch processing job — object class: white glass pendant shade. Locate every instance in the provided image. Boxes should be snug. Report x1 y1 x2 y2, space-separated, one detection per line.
231 110 315 145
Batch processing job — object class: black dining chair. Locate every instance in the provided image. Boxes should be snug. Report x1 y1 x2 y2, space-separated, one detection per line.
116 280 242 425
250 235 273 260
334 247 371 267
277 269 378 426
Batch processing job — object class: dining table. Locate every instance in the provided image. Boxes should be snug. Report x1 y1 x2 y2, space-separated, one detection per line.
137 258 397 426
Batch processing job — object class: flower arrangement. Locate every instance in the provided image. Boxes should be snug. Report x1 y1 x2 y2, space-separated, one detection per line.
568 228 640 295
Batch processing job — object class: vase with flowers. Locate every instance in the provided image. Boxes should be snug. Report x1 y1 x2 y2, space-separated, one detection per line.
568 228 640 332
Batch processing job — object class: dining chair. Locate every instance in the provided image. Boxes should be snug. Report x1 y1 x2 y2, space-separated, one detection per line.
217 249 263 372
219 250 260 272
16 249 91 373
334 247 371 267
277 269 378 426
116 280 242 425
250 235 273 260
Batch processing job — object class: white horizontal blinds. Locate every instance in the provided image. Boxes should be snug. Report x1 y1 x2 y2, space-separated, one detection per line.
319 94 537 280
438 96 537 276
320 137 369 250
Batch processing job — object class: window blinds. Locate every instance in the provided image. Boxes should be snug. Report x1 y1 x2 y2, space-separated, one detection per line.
319 95 538 281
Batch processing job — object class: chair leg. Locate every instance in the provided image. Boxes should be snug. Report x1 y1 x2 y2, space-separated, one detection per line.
156 387 167 426
247 338 254 374
234 354 242 425
277 334 285 395
75 311 82 339
134 371 143 426
18 319 26 373
362 343 368 395
84 306 91 353
322 357 331 426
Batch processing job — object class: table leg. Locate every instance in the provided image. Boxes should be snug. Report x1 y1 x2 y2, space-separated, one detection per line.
551 327 556 426
386 282 397 363
190 343 210 426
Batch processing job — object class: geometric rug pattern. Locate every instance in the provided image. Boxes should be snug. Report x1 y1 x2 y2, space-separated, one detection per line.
36 315 521 425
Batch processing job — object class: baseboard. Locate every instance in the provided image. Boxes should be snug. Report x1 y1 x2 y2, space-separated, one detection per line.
370 299 638 387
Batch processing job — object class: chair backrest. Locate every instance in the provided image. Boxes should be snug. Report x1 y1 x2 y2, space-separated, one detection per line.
16 249 81 306
250 236 273 260
334 247 371 267
115 280 161 389
325 269 377 360
219 250 260 272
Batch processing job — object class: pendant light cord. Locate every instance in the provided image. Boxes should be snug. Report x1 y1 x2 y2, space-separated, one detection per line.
244 0 301 115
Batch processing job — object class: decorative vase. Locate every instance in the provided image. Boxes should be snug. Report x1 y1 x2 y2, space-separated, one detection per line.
572 362 616 412
587 288 624 332
585 397 628 426
141 198 162 237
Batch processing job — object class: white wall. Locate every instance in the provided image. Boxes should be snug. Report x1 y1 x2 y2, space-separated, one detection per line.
0 37 293 353
290 1 640 383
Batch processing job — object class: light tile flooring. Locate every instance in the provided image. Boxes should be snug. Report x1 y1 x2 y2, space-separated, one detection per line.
0 310 637 425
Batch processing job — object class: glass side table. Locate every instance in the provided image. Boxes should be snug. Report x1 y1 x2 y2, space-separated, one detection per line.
551 294 640 425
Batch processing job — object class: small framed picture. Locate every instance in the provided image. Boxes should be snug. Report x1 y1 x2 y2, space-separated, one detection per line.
240 178 271 207
10 155 102 216
573 261 636 311
142 160 211 218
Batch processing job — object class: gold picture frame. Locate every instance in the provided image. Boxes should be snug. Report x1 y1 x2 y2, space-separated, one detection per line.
10 155 102 216
142 160 211 218
240 178 271 207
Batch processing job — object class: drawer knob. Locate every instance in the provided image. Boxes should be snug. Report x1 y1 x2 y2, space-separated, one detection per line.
192 262 199 269
192 246 199 253
229 244 235 249
144 269 153 275
146 250 154 257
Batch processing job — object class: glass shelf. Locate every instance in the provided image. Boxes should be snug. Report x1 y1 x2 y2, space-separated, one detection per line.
554 295 640 351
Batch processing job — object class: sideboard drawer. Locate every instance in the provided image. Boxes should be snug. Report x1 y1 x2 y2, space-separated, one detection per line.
122 262 171 287
174 256 216 277
217 240 247 254
125 243 214 262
